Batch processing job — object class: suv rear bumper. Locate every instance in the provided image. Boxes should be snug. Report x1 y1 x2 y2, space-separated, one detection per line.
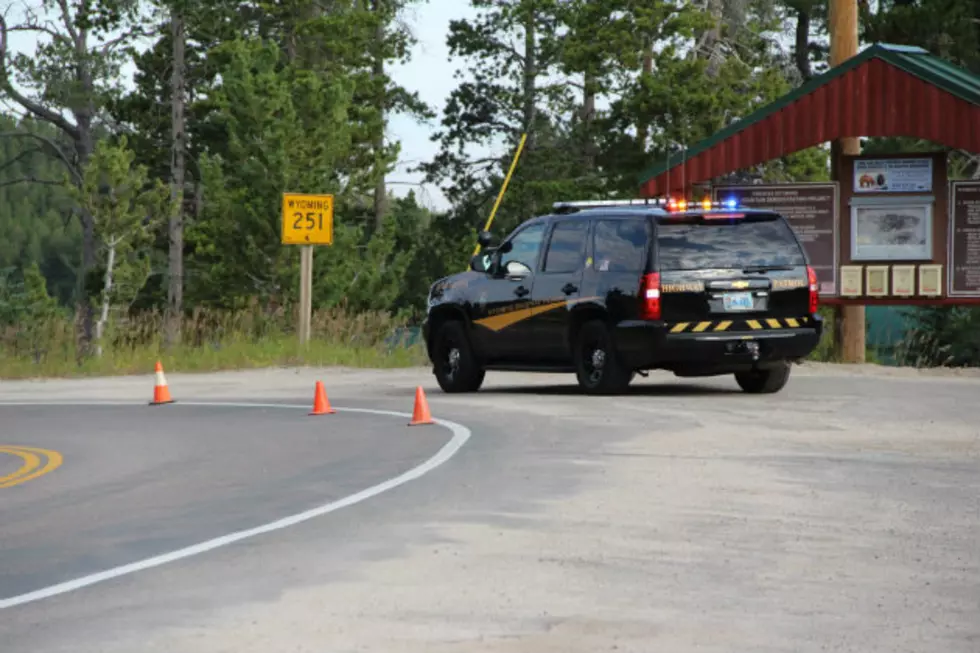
614 315 823 372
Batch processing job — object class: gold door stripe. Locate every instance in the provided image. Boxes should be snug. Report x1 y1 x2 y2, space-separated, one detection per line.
746 320 762 330
714 321 732 331
692 321 711 332
785 317 799 328
765 318 782 329
670 322 690 333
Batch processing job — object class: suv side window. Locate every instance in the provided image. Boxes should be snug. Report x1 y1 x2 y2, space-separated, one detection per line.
542 220 589 273
500 223 546 275
592 218 649 272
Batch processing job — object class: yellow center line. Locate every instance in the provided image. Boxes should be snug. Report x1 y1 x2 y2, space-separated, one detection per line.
0 447 41 485
0 446 63 489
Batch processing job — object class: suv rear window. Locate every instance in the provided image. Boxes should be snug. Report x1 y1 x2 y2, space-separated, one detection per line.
656 215 806 271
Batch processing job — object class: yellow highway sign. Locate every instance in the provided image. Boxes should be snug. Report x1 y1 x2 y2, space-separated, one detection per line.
281 192 334 245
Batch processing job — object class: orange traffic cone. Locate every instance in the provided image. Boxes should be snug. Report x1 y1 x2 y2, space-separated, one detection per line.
409 386 433 426
149 361 175 405
310 380 336 415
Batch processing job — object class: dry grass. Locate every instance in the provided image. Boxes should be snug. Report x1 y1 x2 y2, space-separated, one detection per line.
0 303 427 379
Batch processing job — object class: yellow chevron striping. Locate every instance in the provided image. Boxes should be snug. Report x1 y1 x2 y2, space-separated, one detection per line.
473 300 568 332
667 317 811 333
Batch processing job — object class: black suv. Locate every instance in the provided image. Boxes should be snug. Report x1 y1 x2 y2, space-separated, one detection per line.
422 198 823 395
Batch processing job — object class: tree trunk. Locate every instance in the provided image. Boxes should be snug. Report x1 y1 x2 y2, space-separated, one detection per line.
519 7 537 218
522 9 536 138
372 0 387 230
794 5 813 81
695 0 726 76
73 13 98 356
635 44 653 156
168 4 186 347
582 70 596 171
95 238 117 357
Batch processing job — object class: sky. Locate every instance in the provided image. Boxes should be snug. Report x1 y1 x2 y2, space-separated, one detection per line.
384 0 481 212
3 0 484 213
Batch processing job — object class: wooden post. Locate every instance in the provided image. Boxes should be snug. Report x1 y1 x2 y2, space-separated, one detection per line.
299 245 313 346
829 0 866 363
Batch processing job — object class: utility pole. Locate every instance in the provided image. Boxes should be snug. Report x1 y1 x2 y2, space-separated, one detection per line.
829 0 866 363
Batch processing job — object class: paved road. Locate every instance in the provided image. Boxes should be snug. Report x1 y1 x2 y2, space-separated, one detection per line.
0 364 978 652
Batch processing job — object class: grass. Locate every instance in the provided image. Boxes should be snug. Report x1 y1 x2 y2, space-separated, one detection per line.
0 304 429 379
1 302 968 379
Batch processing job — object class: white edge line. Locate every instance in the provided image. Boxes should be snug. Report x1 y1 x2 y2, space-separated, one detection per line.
0 400 471 611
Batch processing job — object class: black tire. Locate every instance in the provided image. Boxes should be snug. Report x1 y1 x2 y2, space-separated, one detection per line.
734 361 792 394
432 321 485 393
573 320 633 395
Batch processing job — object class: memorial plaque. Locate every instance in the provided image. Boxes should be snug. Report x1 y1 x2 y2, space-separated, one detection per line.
949 182 980 297
714 183 839 295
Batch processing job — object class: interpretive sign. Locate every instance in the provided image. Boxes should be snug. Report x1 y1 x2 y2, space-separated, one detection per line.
850 197 933 261
713 183 838 295
948 181 980 297
854 157 933 194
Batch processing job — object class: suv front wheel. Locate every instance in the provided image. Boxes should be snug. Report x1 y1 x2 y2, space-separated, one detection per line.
734 361 791 394
573 320 633 395
432 320 485 393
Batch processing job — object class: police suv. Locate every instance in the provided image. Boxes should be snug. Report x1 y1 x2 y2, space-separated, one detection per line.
422 197 823 395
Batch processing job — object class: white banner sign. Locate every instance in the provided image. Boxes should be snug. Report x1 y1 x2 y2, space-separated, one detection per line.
854 158 933 193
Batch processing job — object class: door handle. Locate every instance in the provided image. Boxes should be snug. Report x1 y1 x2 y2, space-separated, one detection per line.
514 285 530 297
561 283 578 295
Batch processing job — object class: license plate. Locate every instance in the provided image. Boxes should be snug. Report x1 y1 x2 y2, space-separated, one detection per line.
723 292 754 311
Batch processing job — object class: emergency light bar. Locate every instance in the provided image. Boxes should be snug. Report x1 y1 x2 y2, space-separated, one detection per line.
552 198 671 210
552 196 741 212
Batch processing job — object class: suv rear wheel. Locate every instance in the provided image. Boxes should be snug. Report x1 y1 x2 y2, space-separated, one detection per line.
734 361 791 394
573 320 633 395
433 320 485 393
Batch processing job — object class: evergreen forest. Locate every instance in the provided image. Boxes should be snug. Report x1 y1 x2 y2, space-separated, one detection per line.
1 0 978 375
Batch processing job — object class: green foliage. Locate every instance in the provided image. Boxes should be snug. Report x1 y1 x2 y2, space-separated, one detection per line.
0 116 81 304
894 307 980 368
0 262 65 364
186 36 354 306
69 136 171 313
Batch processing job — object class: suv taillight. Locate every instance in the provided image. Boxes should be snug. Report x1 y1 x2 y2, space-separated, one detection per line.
807 265 819 314
639 272 661 320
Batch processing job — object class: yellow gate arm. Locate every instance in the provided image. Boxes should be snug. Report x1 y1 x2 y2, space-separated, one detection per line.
471 132 528 258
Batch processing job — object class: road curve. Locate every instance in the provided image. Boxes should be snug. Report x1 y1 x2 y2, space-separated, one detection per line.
0 401 464 609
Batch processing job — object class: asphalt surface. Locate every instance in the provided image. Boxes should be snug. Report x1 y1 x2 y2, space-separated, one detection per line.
0 364 978 652
0 403 451 601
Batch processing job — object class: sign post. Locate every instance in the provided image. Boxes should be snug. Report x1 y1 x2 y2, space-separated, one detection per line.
281 192 334 346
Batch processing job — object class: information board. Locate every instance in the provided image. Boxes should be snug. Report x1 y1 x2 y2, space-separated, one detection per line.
948 181 980 297
713 183 839 295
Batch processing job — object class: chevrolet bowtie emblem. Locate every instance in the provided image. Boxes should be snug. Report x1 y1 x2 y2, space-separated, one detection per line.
731 281 750 288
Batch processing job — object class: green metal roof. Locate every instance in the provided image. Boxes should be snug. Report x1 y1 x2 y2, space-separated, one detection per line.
638 43 980 185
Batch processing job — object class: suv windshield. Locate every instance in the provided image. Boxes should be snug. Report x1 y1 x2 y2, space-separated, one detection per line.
656 215 806 271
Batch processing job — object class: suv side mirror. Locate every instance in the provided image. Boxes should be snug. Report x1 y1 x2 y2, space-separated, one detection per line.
477 230 494 247
470 252 492 273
